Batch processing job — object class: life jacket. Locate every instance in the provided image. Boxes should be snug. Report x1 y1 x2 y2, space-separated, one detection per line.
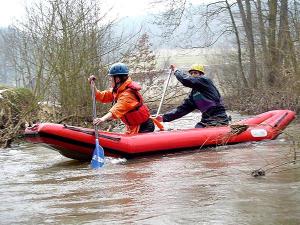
119 82 150 126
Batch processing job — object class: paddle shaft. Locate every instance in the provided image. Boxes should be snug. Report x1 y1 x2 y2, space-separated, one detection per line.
156 69 174 117
90 81 99 140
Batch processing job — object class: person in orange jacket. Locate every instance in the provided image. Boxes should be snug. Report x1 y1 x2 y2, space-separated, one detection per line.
88 62 155 134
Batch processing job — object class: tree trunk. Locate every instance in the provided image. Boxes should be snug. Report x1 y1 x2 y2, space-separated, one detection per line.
255 0 269 84
225 0 248 88
236 0 258 88
278 0 298 77
266 0 278 86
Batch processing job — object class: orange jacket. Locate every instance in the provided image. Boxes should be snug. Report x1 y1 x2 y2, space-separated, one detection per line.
95 77 147 134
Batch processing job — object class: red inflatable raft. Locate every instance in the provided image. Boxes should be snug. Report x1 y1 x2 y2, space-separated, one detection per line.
24 110 296 161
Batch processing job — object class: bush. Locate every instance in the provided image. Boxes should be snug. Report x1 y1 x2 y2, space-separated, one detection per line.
224 88 300 115
0 86 38 147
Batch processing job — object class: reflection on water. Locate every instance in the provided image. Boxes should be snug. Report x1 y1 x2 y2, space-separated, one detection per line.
0 112 299 225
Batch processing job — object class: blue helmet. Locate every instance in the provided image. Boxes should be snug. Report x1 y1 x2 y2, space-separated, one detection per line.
108 63 129 76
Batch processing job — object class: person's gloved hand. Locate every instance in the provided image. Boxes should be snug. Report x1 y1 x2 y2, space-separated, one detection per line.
88 75 96 84
170 64 176 71
155 115 163 122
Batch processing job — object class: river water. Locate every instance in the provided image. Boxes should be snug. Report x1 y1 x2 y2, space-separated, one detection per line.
0 112 299 225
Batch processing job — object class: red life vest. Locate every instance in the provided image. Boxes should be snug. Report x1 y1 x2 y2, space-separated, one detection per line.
120 82 150 126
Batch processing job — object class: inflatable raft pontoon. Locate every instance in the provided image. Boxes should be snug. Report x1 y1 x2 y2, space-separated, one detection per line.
24 110 296 161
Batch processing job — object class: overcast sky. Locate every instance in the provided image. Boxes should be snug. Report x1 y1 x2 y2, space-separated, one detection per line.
0 0 206 27
0 0 159 27
0 0 24 26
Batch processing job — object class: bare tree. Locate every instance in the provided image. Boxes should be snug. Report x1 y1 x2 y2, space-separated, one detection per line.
2 0 140 124
123 33 158 85
266 0 279 86
255 0 269 82
236 0 258 88
278 0 298 77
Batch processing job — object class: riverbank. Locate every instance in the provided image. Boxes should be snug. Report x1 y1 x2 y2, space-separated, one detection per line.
223 89 300 115
0 86 38 148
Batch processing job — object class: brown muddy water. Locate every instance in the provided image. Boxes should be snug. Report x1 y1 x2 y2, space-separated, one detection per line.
0 112 299 225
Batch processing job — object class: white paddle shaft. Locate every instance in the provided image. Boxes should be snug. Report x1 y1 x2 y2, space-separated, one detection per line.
156 69 174 117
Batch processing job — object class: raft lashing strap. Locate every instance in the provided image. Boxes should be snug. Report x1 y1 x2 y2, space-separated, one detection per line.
229 124 249 135
63 124 121 142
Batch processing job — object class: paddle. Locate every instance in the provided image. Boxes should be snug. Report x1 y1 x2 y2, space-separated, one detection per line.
155 67 174 117
90 79 105 168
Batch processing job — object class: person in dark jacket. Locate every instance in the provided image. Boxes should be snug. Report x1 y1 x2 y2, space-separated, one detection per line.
156 64 230 128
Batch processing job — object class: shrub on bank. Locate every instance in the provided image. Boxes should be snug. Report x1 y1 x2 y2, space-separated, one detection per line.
0 85 38 148
224 88 300 115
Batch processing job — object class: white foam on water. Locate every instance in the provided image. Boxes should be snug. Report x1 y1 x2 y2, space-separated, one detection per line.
8 150 19 155
106 157 127 164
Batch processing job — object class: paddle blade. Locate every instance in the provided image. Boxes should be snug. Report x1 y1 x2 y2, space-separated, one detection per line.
91 139 105 169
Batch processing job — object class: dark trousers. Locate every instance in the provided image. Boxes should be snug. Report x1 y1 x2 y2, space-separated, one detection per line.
139 118 155 133
195 106 230 128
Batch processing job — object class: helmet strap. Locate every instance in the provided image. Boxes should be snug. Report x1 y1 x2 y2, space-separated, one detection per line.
112 75 128 92
112 76 120 92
